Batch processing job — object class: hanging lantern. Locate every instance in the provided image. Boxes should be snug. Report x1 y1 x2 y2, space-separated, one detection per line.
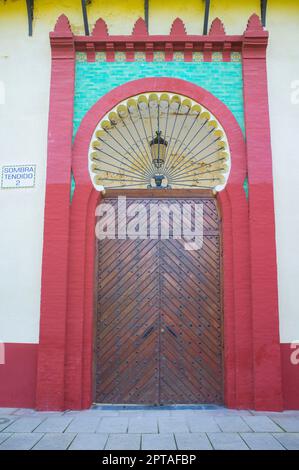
150 131 168 169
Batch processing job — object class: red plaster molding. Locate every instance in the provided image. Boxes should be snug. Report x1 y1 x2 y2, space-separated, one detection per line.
209 18 226 36
36 15 75 410
73 16 243 57
184 42 193 62
203 42 213 62
242 14 283 410
223 42 232 62
132 17 148 36
145 42 154 62
52 14 72 35
86 42 95 62
0 344 38 408
170 18 187 36
246 13 264 33
125 42 135 61
281 344 299 409
92 18 109 37
106 42 115 62
165 42 173 61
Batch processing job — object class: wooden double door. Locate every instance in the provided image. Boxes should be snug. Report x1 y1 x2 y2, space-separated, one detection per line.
95 192 223 404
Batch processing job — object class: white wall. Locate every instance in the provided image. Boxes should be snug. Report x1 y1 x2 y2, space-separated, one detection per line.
0 12 50 343
267 5 299 343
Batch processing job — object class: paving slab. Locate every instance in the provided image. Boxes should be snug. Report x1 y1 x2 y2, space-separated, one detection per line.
65 417 101 433
0 408 17 415
97 417 129 433
0 433 43 450
105 433 141 450
117 411 144 418
0 433 12 445
271 417 299 432
142 433 177 450
0 416 18 432
215 416 252 433
67 410 119 417
191 409 252 417
142 410 172 418
272 433 299 450
33 416 74 433
69 433 108 450
32 412 65 418
11 408 37 416
175 433 212 450
158 418 189 433
242 416 282 432
240 433 285 450
188 416 220 432
33 433 76 450
4 417 44 433
252 411 299 418
279 411 299 417
128 416 158 433
208 432 249 450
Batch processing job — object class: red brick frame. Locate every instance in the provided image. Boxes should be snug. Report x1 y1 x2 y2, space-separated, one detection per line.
36 14 283 411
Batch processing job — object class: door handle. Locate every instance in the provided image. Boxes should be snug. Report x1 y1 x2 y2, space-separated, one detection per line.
166 325 177 338
142 325 154 339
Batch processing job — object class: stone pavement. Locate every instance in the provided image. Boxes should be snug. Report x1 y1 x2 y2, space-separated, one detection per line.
0 407 299 450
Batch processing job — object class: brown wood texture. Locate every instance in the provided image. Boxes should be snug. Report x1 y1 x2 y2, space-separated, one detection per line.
95 196 223 404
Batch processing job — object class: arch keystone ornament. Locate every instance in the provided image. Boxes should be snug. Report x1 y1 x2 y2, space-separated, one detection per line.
36 15 284 411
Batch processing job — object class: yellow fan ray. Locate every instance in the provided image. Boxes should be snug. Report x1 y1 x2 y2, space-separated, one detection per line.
190 104 202 115
171 95 181 105
137 95 148 105
213 129 224 138
117 104 128 118
90 151 101 162
95 130 106 140
92 141 101 151
159 93 170 104
149 93 159 103
181 98 192 110
108 111 120 125
100 120 111 130
200 111 211 121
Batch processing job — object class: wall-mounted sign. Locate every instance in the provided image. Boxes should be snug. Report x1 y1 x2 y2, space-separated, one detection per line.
1 164 36 189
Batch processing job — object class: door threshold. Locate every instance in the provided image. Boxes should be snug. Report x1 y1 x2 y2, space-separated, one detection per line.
92 404 225 410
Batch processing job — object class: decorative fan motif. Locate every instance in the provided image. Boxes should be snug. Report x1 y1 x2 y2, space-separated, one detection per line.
89 92 230 190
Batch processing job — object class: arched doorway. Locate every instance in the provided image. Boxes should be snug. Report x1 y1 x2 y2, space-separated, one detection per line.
91 92 229 404
38 78 259 411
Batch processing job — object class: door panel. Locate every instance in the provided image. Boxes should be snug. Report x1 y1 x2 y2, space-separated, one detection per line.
95 236 160 404
95 196 223 404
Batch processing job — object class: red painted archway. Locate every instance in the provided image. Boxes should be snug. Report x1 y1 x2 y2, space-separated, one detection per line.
37 77 283 411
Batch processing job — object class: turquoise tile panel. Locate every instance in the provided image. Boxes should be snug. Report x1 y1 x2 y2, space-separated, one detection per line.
74 61 244 137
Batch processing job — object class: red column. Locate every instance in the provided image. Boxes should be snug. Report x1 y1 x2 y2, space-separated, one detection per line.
36 15 75 410
219 185 254 410
242 15 283 410
64 187 98 409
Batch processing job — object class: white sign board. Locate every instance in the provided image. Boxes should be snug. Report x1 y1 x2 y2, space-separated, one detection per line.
1 165 36 189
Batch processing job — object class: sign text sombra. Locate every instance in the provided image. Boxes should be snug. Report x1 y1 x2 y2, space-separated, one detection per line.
1 164 36 189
